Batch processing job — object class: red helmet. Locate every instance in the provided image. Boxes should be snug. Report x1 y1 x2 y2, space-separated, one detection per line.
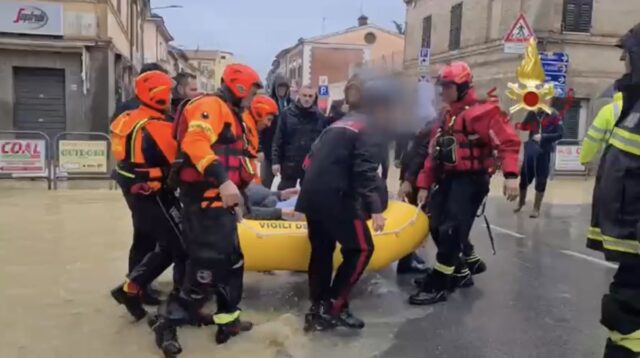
222 64 263 99
135 70 173 110
438 61 473 85
250 95 279 124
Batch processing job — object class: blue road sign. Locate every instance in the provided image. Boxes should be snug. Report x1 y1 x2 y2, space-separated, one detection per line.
318 85 329 97
554 84 567 97
545 73 567 85
419 48 431 66
542 63 568 74
419 48 430 58
539 51 569 63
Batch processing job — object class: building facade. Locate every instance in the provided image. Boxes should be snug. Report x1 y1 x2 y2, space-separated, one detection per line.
403 0 639 139
143 13 173 72
0 0 148 138
183 49 235 92
268 15 405 104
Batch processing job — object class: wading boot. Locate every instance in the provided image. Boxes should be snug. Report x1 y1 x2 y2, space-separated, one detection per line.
409 269 449 306
334 303 365 329
215 317 253 344
530 191 544 218
513 189 527 213
151 317 182 358
110 284 147 321
304 301 337 332
463 253 487 276
448 263 474 292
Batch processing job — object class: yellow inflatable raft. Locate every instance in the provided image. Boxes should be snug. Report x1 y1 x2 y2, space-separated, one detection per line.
239 200 429 271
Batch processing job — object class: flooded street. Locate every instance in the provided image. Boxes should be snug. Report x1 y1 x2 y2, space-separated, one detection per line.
0 176 612 357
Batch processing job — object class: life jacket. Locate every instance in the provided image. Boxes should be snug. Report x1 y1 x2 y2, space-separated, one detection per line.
433 102 498 173
176 94 255 190
110 107 176 193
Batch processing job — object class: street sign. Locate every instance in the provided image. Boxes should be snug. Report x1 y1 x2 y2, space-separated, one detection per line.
318 75 329 86
419 48 430 66
318 85 329 97
418 74 429 83
503 14 536 54
540 51 570 98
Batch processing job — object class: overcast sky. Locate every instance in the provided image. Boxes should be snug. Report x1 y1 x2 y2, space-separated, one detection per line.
151 0 406 76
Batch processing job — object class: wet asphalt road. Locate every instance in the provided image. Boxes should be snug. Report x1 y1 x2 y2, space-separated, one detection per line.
379 198 613 358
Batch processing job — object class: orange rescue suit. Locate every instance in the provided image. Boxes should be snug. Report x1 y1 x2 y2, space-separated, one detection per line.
179 95 255 207
110 106 177 193
242 111 262 184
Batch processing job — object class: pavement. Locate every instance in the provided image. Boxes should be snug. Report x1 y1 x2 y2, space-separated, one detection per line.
0 174 613 358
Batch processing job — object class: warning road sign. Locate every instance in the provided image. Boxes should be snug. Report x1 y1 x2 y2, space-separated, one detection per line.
503 14 536 54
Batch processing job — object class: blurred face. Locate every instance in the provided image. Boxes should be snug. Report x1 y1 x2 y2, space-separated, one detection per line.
298 87 316 108
240 85 261 109
440 83 458 104
622 50 632 74
257 115 274 131
182 78 199 99
276 85 288 98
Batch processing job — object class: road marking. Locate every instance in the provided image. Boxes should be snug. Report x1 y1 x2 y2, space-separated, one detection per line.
484 224 525 238
560 250 618 269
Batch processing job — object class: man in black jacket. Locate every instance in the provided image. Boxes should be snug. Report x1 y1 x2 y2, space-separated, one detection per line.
111 63 168 121
296 81 395 332
272 85 326 190
260 75 292 189
171 72 199 116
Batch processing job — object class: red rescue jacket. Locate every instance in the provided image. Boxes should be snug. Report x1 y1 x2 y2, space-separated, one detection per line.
416 88 521 189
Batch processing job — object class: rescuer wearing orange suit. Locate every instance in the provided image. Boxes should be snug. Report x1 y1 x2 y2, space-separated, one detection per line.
242 94 280 183
109 70 187 321
151 64 263 357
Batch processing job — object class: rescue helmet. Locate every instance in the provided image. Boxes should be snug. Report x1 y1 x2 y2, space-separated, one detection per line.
222 64 263 99
437 61 473 85
250 95 279 124
135 70 173 111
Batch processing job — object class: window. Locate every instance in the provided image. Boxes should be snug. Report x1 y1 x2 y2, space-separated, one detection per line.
562 0 593 33
297 65 302 80
421 16 432 49
449 3 463 50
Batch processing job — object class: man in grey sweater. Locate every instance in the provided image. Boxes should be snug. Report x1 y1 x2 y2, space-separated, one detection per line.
244 183 301 220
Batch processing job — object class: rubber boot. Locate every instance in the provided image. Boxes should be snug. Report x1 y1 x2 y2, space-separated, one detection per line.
110 284 147 321
408 269 449 306
530 191 544 218
151 316 182 358
448 262 474 292
215 317 253 344
334 303 365 329
463 254 487 276
603 339 639 358
304 301 337 332
514 189 527 213
413 268 434 288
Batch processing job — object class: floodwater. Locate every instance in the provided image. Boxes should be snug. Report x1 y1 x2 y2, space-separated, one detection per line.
0 175 609 358
0 180 429 358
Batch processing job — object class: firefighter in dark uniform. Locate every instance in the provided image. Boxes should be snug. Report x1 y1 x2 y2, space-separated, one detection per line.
151 64 262 357
295 81 396 332
514 108 565 218
409 62 521 306
109 70 186 320
587 22 640 358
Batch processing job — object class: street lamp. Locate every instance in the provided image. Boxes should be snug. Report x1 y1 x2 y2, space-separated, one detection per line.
151 5 183 10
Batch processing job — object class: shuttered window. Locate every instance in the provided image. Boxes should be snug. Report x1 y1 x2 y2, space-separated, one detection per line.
449 3 463 50
422 16 432 49
563 100 584 140
562 0 593 33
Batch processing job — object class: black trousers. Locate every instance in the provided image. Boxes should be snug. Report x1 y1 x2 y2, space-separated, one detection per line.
602 262 640 357
261 157 275 190
307 215 374 312
123 190 186 288
167 191 244 324
125 190 186 290
519 144 552 192
429 174 489 268
278 168 304 190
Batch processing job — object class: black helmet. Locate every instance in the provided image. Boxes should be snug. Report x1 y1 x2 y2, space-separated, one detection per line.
617 22 640 85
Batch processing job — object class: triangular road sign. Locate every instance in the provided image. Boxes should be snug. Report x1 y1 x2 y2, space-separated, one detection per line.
504 13 535 43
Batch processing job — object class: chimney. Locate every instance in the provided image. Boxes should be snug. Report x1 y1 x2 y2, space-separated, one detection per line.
358 15 368 27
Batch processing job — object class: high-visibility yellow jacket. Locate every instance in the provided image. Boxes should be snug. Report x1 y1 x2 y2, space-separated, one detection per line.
579 92 623 164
